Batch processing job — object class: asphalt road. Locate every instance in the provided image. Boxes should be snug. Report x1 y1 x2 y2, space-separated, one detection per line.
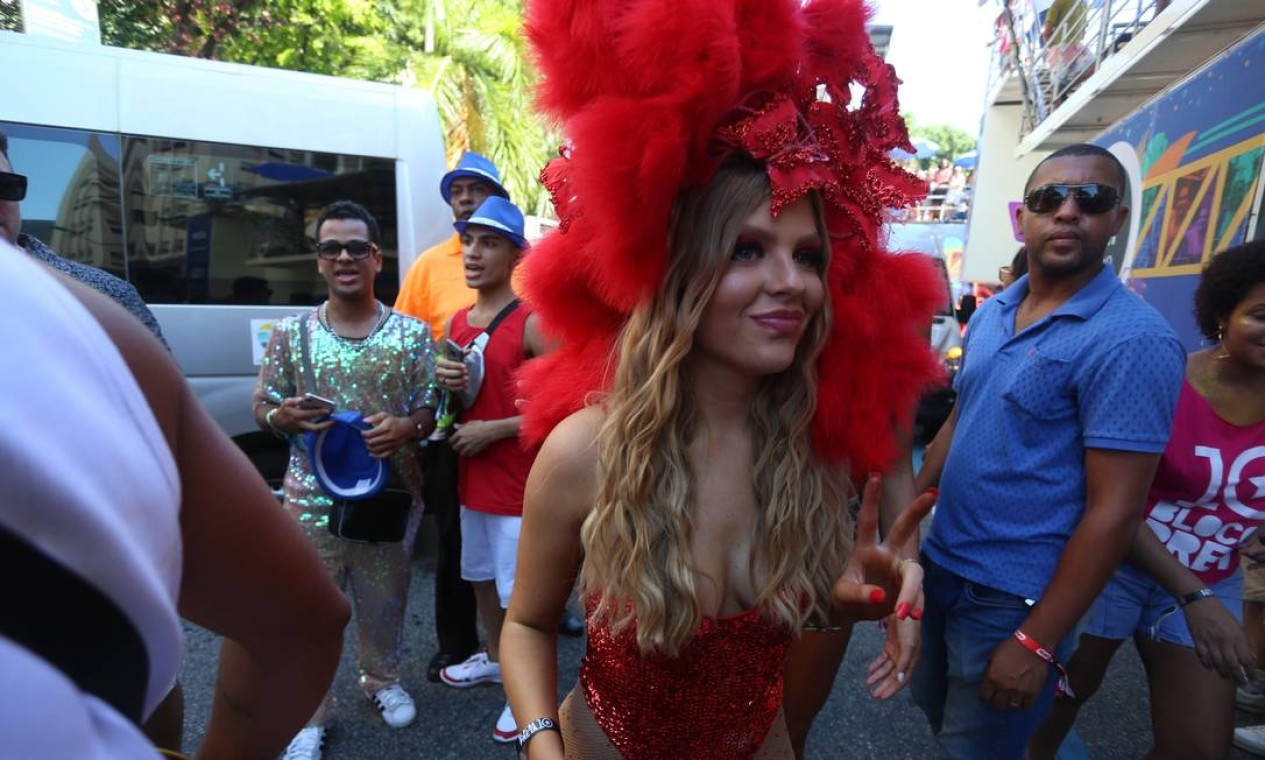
176 516 1259 759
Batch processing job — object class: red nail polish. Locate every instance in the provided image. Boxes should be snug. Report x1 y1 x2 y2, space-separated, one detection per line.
896 602 910 620
912 607 923 620
927 487 940 499
869 588 886 605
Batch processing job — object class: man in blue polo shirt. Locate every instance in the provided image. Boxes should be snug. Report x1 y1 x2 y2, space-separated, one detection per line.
912 143 1185 759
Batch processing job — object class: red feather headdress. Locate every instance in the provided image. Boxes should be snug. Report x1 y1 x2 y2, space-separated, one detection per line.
520 0 944 472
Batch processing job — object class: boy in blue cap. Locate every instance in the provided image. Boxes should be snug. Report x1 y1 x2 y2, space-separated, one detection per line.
433 196 549 744
396 151 512 683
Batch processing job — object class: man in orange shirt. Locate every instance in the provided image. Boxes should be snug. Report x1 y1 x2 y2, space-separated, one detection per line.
396 151 508 682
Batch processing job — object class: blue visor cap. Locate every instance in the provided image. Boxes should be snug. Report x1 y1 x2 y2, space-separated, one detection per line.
441 151 509 204
453 196 528 250
305 411 388 501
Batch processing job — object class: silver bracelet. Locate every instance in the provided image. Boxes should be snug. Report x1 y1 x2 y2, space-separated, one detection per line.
264 406 286 438
516 717 560 752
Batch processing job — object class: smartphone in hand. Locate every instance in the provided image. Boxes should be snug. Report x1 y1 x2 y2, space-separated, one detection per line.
300 393 337 413
445 339 465 362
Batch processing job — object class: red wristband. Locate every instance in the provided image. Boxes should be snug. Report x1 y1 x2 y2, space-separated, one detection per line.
1013 628 1074 698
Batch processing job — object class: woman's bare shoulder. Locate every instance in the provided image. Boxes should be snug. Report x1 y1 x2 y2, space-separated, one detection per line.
526 405 606 522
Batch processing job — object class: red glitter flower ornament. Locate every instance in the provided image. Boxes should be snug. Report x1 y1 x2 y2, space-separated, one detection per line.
715 93 837 217
520 0 945 473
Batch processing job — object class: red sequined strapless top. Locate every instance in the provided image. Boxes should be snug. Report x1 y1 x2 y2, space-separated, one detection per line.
580 603 792 759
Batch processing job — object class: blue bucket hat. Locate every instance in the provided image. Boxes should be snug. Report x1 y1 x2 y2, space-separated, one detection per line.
441 151 510 204
453 196 528 250
304 411 388 500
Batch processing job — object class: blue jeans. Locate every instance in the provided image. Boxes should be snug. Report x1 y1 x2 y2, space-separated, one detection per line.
912 556 1076 760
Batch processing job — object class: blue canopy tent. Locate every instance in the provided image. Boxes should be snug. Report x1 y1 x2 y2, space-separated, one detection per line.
890 136 940 162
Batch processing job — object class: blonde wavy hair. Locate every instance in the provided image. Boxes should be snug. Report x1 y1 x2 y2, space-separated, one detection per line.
579 157 854 657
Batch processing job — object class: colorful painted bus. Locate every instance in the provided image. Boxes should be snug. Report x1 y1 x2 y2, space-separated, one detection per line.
1096 27 1265 349
968 3 1264 353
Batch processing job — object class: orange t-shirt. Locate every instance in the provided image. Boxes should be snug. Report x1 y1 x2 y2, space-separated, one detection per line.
394 234 476 342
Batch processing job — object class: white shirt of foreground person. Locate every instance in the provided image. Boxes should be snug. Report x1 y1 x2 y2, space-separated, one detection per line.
0 240 180 759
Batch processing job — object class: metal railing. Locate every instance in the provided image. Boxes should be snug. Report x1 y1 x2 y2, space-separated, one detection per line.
990 0 1169 136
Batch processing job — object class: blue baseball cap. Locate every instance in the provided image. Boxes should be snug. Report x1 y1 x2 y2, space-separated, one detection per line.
454 196 528 250
441 151 510 204
304 411 388 500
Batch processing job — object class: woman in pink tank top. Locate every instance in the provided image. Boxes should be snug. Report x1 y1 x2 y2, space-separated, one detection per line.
1031 239 1265 759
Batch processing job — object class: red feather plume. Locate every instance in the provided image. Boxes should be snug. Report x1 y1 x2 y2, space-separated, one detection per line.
520 0 944 473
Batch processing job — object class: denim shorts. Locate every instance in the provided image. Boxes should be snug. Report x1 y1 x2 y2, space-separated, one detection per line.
1085 561 1243 647
912 555 1078 760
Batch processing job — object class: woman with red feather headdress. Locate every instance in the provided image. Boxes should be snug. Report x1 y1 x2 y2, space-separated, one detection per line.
500 0 945 757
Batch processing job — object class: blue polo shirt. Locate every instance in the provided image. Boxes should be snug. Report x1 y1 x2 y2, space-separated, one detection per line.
924 265 1185 600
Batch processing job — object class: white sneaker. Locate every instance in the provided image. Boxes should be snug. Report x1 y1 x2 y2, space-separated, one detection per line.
372 683 417 729
1235 725 1265 756
492 701 517 744
1240 683 1265 714
282 726 325 760
439 650 502 688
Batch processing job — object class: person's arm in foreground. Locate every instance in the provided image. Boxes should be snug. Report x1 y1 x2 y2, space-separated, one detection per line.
502 409 598 760
67 279 350 759
1128 525 1256 682
979 448 1159 710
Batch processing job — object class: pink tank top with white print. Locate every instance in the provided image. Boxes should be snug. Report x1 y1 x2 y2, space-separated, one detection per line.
1144 379 1265 584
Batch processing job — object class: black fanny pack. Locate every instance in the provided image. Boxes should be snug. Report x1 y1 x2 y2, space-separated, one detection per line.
327 485 412 543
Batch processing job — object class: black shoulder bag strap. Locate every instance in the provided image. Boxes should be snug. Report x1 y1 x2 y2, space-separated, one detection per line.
468 298 521 354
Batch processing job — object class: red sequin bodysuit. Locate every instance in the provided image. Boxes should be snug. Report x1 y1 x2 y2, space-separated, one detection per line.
579 604 792 759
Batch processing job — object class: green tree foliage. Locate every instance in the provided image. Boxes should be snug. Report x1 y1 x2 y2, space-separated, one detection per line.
79 0 556 212
403 0 557 213
904 115 977 164
0 0 21 32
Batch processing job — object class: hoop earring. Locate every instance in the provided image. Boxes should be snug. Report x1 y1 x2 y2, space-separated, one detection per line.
1216 327 1230 360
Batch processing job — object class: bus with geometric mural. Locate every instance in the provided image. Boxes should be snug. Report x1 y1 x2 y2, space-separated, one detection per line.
967 3 1264 358
1096 27 1265 349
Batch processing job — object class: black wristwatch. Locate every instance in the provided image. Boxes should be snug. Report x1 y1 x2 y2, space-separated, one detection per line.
516 717 560 752
1177 587 1215 607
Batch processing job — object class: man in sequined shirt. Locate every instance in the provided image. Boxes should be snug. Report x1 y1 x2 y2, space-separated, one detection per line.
254 200 438 760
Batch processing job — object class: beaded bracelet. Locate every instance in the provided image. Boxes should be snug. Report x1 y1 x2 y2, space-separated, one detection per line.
1014 628 1074 698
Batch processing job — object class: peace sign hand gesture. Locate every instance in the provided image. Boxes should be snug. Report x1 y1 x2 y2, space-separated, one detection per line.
831 474 937 692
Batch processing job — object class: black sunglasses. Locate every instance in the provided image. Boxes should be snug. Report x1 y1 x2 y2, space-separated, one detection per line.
315 239 377 260
0 171 28 202
1024 183 1120 215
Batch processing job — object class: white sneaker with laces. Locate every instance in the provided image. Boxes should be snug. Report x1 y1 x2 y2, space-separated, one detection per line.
493 701 517 744
372 683 417 728
1239 683 1265 714
439 650 502 688
1235 725 1265 756
282 726 326 760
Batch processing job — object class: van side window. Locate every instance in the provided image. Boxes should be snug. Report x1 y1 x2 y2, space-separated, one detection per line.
1 122 125 278
121 137 399 306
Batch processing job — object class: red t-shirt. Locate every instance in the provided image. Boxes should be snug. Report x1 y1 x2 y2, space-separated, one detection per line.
1144 380 1265 583
449 304 539 516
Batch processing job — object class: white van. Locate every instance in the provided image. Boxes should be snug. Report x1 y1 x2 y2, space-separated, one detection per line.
1 32 450 477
